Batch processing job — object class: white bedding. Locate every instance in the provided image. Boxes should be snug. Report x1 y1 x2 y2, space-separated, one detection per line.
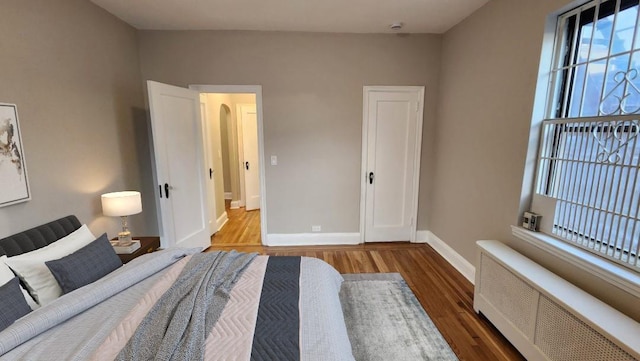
0 249 354 361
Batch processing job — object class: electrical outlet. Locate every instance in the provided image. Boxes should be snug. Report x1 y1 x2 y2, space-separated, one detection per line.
311 225 321 232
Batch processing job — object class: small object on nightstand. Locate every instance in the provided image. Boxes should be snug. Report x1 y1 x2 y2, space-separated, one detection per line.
117 237 160 264
110 239 141 254
522 211 541 231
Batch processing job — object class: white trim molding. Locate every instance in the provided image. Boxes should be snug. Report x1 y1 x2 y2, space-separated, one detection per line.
512 226 640 298
421 231 475 284
414 230 429 243
266 233 360 247
229 201 240 209
216 212 228 232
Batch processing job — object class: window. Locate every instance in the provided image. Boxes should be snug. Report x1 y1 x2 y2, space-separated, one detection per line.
535 0 640 271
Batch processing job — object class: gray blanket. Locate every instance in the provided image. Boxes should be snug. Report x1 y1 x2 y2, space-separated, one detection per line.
116 251 256 361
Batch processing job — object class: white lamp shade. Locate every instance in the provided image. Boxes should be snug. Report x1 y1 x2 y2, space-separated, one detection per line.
101 191 142 217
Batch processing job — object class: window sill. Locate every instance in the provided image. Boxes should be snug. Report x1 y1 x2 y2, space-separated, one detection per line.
511 225 640 298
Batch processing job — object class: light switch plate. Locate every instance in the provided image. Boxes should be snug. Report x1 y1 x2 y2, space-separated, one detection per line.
271 155 278 165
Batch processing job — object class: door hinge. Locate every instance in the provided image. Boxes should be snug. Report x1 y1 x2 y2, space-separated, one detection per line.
416 102 420 112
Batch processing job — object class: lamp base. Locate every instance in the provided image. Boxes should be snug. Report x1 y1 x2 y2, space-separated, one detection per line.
117 231 133 247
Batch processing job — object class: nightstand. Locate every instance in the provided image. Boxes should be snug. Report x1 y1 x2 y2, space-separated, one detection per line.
117 236 160 264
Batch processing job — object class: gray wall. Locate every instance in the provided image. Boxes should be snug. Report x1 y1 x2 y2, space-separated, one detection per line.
433 0 639 321
138 31 441 234
0 0 154 238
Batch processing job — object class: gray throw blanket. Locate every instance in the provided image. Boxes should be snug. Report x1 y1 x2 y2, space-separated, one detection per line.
116 251 257 361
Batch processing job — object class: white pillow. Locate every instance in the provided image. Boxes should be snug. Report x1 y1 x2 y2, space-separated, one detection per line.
0 256 15 284
0 256 39 310
4 225 96 305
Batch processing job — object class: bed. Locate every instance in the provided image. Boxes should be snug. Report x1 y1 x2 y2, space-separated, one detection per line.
0 216 354 360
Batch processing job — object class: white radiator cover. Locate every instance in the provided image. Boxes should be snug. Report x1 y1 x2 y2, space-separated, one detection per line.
474 240 640 361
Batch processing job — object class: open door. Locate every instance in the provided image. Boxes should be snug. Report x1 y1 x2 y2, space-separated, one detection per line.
148 80 210 249
240 104 260 211
200 95 217 236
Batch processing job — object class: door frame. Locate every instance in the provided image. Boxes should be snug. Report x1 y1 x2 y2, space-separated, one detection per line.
189 84 267 245
359 86 425 243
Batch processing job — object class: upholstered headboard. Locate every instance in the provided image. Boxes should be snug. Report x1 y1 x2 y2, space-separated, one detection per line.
0 215 81 257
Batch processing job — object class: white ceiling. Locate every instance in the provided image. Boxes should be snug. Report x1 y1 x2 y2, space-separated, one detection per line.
90 0 490 34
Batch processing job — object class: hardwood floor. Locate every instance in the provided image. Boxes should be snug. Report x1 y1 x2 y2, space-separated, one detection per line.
211 200 261 246
208 204 524 361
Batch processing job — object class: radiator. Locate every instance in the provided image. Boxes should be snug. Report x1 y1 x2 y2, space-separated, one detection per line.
474 240 640 361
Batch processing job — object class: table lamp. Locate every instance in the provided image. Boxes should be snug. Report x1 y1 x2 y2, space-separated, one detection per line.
101 191 142 246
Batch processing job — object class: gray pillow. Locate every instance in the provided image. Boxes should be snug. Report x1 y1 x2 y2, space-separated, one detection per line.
45 233 122 294
0 277 31 331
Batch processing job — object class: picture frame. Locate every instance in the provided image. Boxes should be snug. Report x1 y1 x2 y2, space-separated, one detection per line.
0 103 30 207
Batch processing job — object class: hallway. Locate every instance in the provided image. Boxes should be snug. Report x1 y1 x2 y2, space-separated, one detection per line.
210 200 261 246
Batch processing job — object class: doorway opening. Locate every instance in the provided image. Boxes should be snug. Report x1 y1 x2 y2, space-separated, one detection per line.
190 85 266 247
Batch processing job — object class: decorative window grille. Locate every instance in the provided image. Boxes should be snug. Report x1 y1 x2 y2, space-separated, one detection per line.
535 0 640 270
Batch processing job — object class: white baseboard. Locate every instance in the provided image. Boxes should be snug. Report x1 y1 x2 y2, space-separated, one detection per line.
421 230 476 285
229 200 240 209
264 229 475 284
216 212 228 231
266 233 361 247
414 230 429 243
224 192 232 200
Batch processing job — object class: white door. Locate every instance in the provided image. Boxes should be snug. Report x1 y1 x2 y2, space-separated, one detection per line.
236 104 246 208
148 80 210 249
200 95 217 236
361 86 424 242
240 104 260 211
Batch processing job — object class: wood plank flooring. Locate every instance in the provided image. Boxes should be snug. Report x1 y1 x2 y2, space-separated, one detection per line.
211 200 261 246
208 204 524 361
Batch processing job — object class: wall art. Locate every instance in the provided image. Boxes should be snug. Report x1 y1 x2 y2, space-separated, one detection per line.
0 103 30 207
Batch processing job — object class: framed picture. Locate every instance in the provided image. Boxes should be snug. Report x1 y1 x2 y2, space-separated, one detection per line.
0 103 30 207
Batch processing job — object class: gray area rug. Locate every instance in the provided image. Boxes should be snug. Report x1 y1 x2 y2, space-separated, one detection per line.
340 273 459 361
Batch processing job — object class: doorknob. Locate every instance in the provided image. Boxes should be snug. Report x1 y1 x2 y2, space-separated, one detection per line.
209 168 213 179
164 183 170 198
245 161 250 170
369 172 374 184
